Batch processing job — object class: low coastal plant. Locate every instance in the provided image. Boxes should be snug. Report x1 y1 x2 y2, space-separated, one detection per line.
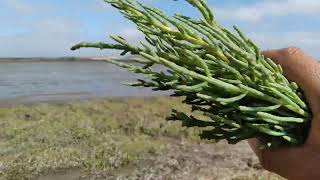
72 0 311 148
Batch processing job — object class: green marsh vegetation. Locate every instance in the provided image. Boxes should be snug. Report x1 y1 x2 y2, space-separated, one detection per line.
0 97 195 179
0 97 283 179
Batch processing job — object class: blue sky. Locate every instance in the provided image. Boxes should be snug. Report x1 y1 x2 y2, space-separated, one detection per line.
1 0 319 58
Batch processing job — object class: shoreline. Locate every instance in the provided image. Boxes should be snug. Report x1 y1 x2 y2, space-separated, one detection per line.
0 57 134 64
0 94 170 108
0 59 109 64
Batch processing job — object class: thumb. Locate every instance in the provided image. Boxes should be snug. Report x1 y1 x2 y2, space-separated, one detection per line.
262 47 320 115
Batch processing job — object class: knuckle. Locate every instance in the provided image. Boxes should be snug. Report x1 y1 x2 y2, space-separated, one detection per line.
281 46 304 57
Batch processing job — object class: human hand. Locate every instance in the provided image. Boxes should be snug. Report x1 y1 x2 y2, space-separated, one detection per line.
249 47 320 180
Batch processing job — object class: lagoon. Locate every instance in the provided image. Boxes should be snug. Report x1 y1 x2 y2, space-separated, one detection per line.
0 59 166 104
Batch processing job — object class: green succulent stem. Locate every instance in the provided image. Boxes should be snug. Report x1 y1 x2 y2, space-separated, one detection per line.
71 0 311 148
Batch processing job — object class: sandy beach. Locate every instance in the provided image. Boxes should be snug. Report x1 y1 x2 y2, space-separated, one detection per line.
0 96 283 180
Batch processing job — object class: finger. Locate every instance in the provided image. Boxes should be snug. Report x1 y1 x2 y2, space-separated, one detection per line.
262 47 320 115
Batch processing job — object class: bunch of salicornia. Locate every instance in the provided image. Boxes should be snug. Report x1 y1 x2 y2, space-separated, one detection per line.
71 0 311 148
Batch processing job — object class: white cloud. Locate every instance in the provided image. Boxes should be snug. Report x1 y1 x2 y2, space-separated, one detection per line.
4 0 34 13
250 31 320 58
2 0 318 58
214 0 320 22
3 0 52 14
0 17 145 58
0 18 89 57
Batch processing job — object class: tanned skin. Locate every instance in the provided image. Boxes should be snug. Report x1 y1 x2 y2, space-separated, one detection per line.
249 47 320 180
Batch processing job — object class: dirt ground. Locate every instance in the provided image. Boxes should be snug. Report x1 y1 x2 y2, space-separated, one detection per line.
39 141 282 180
108 141 281 180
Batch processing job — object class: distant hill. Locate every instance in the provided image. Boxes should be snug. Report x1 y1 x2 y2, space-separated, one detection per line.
0 55 141 63
0 57 86 61
0 57 106 63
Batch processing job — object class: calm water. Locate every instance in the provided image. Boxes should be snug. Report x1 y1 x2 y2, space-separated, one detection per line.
0 60 167 103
